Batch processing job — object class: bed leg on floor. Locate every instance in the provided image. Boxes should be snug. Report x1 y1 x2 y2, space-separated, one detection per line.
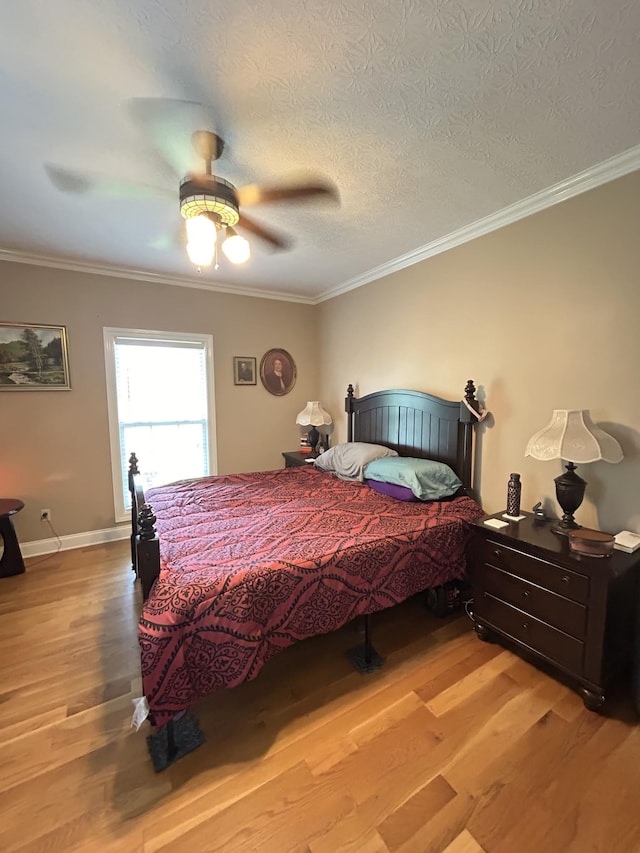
145 713 205 772
166 719 177 762
346 614 384 673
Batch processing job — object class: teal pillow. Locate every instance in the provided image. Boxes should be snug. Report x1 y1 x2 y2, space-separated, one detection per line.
362 456 462 501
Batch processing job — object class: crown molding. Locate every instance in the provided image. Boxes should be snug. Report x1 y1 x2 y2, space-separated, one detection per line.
0 248 314 304
318 144 640 303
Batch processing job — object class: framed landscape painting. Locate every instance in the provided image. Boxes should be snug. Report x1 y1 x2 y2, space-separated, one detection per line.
0 323 71 390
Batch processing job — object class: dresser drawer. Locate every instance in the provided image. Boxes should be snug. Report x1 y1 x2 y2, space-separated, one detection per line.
483 564 587 639
479 539 590 604
478 592 585 674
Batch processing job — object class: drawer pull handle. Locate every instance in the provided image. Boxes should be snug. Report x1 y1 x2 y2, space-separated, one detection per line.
561 576 570 584
522 590 530 598
522 622 529 630
492 548 502 559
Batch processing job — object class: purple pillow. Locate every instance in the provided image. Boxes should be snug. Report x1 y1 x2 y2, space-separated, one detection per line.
365 478 418 501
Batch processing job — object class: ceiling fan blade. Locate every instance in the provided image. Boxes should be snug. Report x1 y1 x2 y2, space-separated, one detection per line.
127 98 222 177
236 179 339 208
237 214 291 250
45 164 173 200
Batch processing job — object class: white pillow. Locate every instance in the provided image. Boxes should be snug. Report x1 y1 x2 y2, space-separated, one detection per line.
314 442 398 481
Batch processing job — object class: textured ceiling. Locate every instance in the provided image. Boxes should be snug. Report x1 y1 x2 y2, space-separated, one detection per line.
1 0 639 302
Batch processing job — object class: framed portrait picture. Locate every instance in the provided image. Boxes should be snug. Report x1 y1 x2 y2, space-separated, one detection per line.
260 348 297 396
233 356 256 385
0 322 71 390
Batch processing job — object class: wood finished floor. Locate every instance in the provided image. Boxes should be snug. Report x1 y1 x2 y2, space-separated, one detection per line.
1 542 639 852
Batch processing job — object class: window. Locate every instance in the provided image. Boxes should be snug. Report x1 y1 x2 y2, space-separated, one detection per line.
104 328 216 523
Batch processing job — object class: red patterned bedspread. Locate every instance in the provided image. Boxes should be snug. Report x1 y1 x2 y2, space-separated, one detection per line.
138 466 482 725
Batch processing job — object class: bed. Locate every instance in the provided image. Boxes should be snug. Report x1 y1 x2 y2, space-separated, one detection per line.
129 381 484 762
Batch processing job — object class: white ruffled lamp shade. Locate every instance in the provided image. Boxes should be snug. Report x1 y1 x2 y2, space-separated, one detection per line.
525 409 623 464
525 409 623 533
296 401 332 456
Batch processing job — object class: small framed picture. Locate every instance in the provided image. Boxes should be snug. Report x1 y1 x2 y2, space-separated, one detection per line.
233 356 256 385
0 322 71 390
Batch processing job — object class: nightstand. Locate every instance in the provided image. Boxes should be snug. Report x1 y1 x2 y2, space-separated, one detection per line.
282 451 315 468
468 511 639 710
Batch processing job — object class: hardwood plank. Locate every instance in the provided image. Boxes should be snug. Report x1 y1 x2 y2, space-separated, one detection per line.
441 828 487 853
392 791 478 853
151 762 354 853
425 650 515 716
377 774 457 850
442 674 569 793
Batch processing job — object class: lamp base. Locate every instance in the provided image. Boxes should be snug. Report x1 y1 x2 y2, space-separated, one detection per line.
553 462 586 537
308 425 320 457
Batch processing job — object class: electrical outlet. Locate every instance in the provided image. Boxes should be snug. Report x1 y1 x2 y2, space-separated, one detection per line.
40 508 51 522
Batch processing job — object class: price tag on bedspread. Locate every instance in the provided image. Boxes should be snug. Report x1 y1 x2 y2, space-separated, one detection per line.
131 696 150 730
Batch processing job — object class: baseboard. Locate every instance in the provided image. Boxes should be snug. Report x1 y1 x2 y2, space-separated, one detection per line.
21 524 130 559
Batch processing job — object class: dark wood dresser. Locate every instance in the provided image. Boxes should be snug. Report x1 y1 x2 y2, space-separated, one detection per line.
468 512 639 710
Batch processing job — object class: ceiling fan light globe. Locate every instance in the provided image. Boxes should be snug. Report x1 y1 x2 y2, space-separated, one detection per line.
222 231 250 264
185 213 217 243
185 214 217 267
186 241 215 267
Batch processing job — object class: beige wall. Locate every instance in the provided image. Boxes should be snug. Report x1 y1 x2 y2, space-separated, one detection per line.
318 170 640 534
1 263 318 543
3 170 639 547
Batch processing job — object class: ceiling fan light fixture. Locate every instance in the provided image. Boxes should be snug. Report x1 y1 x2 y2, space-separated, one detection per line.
222 228 250 264
179 175 240 226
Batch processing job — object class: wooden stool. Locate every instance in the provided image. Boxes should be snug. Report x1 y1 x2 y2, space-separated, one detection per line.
0 499 26 577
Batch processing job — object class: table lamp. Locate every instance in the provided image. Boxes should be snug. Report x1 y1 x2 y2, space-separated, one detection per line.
525 409 623 534
295 402 332 457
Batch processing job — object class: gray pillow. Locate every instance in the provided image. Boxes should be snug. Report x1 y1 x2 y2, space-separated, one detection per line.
363 456 462 500
314 442 398 481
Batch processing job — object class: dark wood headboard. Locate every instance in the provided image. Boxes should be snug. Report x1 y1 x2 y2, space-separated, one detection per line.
345 380 480 492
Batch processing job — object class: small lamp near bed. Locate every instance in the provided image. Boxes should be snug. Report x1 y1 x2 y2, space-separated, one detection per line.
296 401 332 457
525 409 623 535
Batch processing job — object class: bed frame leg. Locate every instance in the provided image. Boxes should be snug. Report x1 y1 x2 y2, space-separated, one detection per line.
145 713 205 772
346 614 384 673
166 719 177 762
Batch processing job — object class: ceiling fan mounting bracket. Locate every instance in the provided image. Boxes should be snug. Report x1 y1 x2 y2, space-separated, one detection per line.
192 130 224 170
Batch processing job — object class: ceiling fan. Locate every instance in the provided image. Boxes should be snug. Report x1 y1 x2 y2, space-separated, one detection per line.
177 129 337 269
45 100 339 271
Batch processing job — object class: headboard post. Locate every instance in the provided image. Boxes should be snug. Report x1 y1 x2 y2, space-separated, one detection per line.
137 504 160 601
129 452 161 599
345 384 355 442
459 379 479 493
128 453 140 573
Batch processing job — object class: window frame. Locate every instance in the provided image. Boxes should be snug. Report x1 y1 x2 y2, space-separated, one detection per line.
104 326 217 524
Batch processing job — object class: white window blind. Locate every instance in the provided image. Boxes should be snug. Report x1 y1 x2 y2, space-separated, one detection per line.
104 328 215 522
